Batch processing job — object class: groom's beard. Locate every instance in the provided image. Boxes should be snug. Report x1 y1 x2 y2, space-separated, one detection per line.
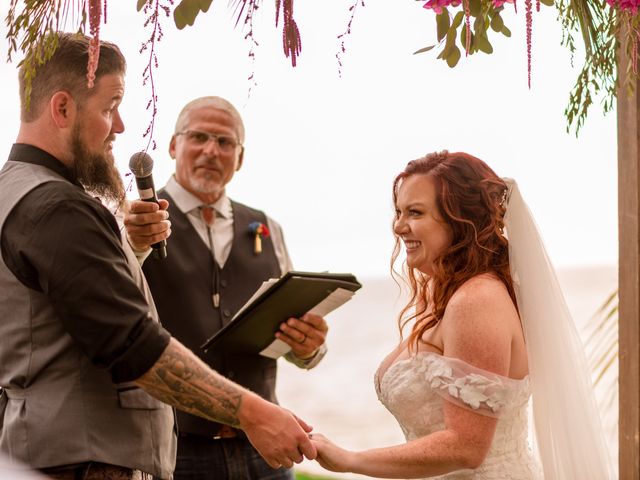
70 126 125 205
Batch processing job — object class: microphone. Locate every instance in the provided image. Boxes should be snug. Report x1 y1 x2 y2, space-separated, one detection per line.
129 151 167 259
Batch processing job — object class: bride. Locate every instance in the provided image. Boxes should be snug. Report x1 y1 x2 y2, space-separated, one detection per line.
311 151 613 479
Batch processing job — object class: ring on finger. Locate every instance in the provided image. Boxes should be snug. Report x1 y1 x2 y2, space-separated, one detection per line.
299 333 307 344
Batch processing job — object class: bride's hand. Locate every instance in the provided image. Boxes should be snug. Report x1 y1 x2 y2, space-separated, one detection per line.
310 433 354 473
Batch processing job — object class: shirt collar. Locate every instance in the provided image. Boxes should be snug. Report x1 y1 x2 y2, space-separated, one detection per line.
164 175 232 219
8 143 80 186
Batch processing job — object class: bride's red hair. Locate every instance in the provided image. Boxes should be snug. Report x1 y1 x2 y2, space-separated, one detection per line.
391 151 516 350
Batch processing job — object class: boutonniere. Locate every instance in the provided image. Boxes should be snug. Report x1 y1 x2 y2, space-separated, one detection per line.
248 221 270 254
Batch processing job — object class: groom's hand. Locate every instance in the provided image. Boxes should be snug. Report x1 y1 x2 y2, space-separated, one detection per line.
124 198 171 253
240 395 317 468
276 313 328 359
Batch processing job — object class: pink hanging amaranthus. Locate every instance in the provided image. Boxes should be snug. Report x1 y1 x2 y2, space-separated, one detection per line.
525 0 532 88
463 0 471 55
276 0 302 67
86 0 103 88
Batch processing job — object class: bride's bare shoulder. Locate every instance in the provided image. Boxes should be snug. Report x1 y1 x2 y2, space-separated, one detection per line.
447 273 513 312
441 274 518 374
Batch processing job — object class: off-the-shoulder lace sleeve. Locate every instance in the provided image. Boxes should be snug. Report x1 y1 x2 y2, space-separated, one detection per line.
417 352 530 418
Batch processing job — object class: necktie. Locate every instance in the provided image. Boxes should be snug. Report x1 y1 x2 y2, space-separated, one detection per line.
199 205 220 308
200 205 216 227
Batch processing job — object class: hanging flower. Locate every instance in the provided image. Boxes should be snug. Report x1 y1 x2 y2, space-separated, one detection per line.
248 221 271 254
86 0 103 88
606 0 640 13
418 0 549 85
423 0 461 14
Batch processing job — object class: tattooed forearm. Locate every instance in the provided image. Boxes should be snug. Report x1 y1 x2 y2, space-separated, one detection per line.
135 338 243 426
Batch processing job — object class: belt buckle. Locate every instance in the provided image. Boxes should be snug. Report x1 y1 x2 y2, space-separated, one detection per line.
213 424 238 440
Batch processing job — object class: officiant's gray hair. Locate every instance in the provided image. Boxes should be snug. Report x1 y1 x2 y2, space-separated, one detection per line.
174 96 245 143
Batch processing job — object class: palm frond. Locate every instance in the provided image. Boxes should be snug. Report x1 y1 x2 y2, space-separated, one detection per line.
584 289 619 386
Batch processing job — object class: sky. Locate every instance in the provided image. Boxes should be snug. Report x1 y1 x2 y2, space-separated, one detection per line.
0 1 619 278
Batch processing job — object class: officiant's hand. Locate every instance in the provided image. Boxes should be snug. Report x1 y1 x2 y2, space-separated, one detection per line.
276 313 328 359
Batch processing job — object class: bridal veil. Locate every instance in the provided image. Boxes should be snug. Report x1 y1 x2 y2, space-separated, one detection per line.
503 178 614 479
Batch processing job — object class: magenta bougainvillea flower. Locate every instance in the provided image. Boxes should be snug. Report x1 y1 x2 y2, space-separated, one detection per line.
422 0 461 14
606 0 640 13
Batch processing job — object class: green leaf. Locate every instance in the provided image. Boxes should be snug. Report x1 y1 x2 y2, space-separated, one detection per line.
414 45 436 55
476 34 493 53
173 0 209 29
198 0 213 12
436 11 451 42
137 0 147 11
446 45 461 67
439 28 457 60
469 0 482 17
490 13 504 32
452 11 465 29
473 13 486 35
501 25 511 37
445 27 457 49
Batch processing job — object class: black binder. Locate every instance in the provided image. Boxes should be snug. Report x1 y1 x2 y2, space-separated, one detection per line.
201 271 361 355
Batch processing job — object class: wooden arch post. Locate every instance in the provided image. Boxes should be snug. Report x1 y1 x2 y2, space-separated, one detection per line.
618 41 640 479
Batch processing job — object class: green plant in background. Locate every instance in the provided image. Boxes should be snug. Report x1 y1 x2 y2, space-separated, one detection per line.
294 471 340 480
415 0 623 135
584 288 618 457
556 0 617 135
586 290 618 408
414 0 555 84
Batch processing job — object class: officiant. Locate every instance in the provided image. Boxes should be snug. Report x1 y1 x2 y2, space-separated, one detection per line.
124 95 329 480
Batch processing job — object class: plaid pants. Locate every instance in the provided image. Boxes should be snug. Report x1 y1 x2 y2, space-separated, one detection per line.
171 433 294 480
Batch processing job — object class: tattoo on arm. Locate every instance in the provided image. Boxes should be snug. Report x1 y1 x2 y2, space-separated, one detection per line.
135 339 243 426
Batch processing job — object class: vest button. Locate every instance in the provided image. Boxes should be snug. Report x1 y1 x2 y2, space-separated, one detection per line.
223 309 231 317
228 371 235 378
220 279 228 288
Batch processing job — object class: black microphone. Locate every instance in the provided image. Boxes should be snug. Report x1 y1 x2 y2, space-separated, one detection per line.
129 151 167 259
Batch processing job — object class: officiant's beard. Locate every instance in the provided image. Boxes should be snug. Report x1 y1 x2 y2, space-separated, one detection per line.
70 126 125 205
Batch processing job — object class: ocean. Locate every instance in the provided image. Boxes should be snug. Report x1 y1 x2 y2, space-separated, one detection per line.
276 265 619 479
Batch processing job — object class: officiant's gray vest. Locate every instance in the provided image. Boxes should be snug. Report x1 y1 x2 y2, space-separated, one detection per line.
0 161 176 479
143 192 281 437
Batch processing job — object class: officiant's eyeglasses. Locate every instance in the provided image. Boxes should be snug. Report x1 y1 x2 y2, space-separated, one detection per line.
176 130 242 154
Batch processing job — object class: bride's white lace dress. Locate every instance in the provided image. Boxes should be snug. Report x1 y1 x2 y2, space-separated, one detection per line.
375 351 543 479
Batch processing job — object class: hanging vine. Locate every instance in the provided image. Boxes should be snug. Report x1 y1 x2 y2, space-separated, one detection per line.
137 0 174 151
4 0 640 136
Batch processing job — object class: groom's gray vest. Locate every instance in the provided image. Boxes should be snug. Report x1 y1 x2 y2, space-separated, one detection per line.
0 161 176 478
